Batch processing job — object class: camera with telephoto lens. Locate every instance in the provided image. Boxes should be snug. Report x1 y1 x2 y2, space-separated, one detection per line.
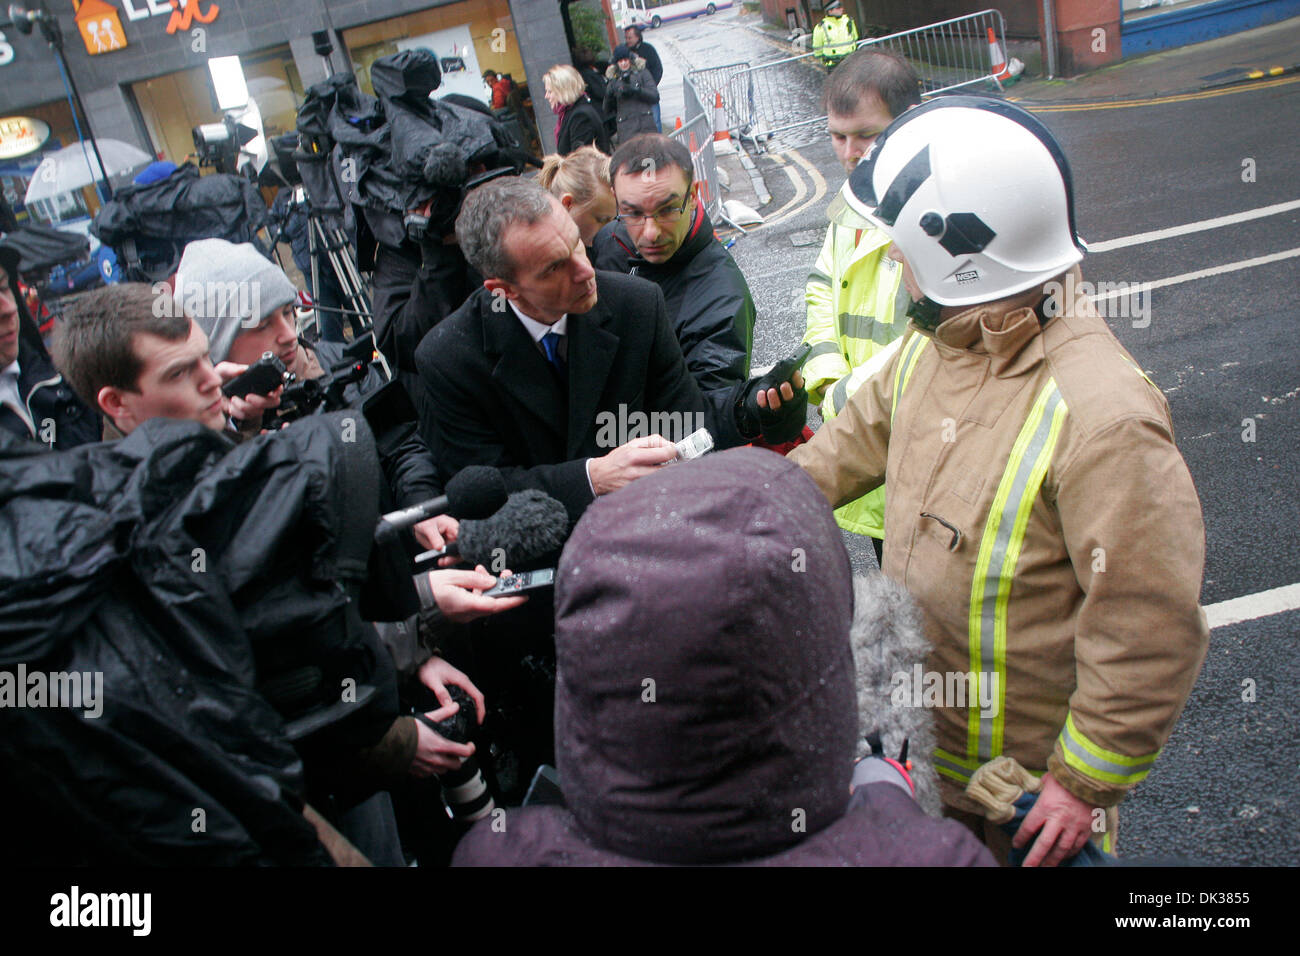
414 685 495 823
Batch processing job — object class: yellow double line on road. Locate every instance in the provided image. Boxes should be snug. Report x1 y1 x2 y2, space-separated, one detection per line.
745 149 827 230
1013 72 1300 112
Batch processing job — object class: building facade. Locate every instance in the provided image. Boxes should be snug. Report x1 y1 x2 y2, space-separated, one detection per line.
0 0 577 222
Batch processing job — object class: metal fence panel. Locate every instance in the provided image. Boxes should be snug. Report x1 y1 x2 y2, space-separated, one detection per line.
669 76 724 224
698 9 1010 150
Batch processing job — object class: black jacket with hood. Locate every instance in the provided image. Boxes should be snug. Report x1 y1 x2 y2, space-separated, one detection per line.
452 447 995 866
0 414 403 864
0 244 100 450
594 204 754 392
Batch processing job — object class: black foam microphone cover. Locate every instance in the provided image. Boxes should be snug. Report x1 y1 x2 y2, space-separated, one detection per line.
444 466 509 520
455 489 570 567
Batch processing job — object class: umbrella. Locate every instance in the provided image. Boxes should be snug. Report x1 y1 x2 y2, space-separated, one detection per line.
24 139 152 204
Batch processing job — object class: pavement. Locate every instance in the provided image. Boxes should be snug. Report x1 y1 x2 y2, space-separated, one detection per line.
1007 15 1300 103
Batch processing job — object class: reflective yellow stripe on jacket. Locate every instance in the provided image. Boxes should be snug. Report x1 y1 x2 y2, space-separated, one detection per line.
1059 712 1160 786
888 369 1070 784
966 379 1068 762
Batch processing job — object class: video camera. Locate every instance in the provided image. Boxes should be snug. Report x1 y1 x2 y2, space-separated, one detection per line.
272 357 369 426
192 114 262 177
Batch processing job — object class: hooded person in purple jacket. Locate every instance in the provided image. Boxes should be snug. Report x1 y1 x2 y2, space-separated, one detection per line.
452 447 995 866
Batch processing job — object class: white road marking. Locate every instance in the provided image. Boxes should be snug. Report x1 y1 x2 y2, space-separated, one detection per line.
1204 583 1300 630
1090 247 1300 301
1086 199 1300 253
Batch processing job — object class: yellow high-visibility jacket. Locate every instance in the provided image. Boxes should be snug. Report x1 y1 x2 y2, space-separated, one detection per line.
802 220 909 538
790 272 1210 812
812 14 859 62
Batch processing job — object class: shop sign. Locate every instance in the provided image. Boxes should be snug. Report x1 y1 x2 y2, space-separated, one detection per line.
0 117 52 159
74 0 129 54
119 0 219 33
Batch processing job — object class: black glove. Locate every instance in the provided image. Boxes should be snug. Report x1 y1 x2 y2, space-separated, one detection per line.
736 372 808 445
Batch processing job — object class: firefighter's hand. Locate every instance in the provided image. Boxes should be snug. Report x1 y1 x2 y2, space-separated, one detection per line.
1014 772 1098 867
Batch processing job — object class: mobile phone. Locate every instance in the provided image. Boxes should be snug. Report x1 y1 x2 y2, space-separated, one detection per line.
674 427 714 461
755 342 813 392
221 351 294 399
483 568 556 597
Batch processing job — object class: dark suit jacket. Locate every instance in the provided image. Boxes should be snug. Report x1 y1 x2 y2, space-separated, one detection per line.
413 271 749 524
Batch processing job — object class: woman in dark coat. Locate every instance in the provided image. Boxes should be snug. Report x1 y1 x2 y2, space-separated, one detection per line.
544 64 610 155
602 45 659 145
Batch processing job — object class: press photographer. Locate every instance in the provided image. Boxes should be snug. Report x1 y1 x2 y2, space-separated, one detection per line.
296 50 535 422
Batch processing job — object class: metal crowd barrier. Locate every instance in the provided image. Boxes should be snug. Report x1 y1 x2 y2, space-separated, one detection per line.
668 74 733 228
691 8 1010 150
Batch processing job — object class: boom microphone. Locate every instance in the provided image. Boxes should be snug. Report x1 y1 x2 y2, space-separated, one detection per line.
375 465 508 544
416 489 570 567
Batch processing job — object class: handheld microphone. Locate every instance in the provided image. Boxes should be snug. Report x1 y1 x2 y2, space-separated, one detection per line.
415 489 570 568
375 465 507 544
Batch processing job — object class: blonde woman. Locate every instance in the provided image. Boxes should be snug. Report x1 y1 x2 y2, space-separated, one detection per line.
538 145 617 251
543 64 610 155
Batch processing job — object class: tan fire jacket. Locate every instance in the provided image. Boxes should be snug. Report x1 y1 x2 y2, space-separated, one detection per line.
789 272 1210 810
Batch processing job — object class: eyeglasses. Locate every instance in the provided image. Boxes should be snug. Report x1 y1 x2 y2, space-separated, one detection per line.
615 198 692 227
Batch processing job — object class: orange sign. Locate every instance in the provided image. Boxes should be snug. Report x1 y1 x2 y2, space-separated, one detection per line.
164 0 219 35
73 0 128 55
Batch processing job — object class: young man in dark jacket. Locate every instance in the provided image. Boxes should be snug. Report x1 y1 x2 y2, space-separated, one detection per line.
453 447 997 867
593 133 754 392
0 244 99 450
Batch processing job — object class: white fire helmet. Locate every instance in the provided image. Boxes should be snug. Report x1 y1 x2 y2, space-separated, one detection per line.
827 95 1087 307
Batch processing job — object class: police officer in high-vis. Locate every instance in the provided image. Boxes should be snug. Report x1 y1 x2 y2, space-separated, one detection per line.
812 1 859 68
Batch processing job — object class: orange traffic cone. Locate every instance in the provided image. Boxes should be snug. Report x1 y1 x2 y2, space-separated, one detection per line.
987 27 1010 80
713 91 731 143
674 116 683 130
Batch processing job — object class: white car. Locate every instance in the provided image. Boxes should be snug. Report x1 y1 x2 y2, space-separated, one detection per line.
616 0 734 31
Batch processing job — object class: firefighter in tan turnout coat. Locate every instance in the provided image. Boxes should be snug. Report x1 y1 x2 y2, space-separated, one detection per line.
788 96 1210 866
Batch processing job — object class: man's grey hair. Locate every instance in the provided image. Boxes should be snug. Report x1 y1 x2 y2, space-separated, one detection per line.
455 178 557 281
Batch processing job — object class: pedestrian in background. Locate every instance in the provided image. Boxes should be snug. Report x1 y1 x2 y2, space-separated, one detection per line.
544 64 611 156
813 0 859 68
623 24 663 131
604 44 659 145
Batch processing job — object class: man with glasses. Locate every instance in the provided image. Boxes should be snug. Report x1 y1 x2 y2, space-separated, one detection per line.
593 133 755 393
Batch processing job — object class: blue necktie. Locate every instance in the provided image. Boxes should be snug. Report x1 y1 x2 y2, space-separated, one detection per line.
540 330 566 376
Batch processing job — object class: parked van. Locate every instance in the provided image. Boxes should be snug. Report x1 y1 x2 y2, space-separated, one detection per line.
614 0 733 31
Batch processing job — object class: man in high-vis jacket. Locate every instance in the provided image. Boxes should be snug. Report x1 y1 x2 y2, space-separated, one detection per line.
812 1 859 68
788 97 1210 866
803 49 920 565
